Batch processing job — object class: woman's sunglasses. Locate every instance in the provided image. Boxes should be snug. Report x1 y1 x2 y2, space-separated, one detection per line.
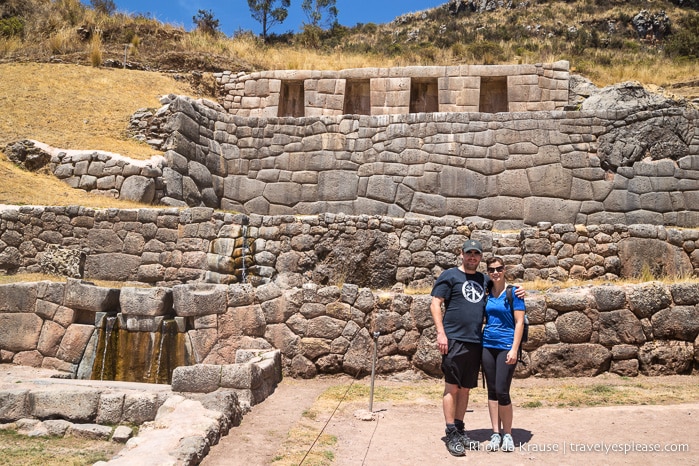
487 266 505 273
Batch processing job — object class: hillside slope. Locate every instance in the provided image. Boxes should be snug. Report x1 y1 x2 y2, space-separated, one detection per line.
0 62 199 207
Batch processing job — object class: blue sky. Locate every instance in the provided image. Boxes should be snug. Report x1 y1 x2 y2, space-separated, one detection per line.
102 1 446 36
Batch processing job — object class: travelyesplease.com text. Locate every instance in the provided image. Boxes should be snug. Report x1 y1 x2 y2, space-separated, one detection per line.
518 441 689 454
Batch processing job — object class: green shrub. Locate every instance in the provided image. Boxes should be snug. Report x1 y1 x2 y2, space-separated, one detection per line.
621 39 640 51
0 16 24 38
90 0 116 15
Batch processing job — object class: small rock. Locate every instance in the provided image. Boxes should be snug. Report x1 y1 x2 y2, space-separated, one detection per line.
111 425 133 443
67 423 113 440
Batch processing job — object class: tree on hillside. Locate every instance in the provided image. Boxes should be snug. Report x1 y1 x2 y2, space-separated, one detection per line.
247 0 290 42
90 0 116 15
301 0 337 28
193 9 220 36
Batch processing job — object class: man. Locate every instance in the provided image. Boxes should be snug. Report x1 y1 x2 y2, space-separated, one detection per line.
430 239 524 456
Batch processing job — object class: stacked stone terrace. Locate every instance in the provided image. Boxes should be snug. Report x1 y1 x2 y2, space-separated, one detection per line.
214 62 571 117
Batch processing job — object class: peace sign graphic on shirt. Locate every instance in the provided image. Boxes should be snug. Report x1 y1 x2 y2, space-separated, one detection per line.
461 279 485 303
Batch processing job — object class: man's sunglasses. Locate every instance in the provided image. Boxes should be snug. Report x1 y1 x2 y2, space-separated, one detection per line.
487 266 505 273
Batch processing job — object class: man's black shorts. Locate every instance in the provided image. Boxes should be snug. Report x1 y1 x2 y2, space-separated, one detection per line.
441 340 481 389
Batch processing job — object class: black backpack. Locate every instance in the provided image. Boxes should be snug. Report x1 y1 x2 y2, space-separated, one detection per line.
504 285 528 364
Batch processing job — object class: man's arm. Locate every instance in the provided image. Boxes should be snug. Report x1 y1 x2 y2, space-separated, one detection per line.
430 296 449 355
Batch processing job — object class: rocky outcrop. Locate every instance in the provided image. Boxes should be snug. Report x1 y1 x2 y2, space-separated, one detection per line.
3 140 51 171
581 81 694 171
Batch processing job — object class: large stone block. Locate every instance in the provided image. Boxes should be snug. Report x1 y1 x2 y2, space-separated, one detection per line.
626 282 673 319
86 229 123 253
651 306 699 341
555 311 593 343
219 304 266 338
220 363 262 389
29 389 100 422
171 364 221 393
523 197 580 224
63 279 119 312
638 341 694 375
55 324 95 364
84 253 141 282
529 343 611 377
618 238 692 280
0 389 30 422
120 175 155 204
598 309 646 346
37 320 66 357
317 171 358 201
173 283 228 316
96 392 125 425
0 313 43 351
120 287 173 317
0 283 38 312
122 392 163 424
223 175 265 203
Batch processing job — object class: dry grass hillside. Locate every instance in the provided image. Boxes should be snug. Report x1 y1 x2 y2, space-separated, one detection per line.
0 62 198 207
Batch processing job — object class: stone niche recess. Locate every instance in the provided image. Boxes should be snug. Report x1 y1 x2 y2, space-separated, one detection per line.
215 62 570 117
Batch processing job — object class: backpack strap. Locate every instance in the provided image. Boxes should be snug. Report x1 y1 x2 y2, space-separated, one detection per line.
506 285 525 364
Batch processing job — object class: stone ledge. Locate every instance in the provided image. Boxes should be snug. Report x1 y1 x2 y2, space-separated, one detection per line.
0 363 279 465
171 349 283 409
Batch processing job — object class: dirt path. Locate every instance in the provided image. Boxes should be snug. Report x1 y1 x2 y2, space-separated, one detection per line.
203 375 699 466
201 377 338 466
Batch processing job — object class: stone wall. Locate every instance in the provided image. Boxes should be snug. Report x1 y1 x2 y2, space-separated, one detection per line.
1 279 697 379
3 205 699 287
156 95 699 225
213 63 571 117
19 84 697 227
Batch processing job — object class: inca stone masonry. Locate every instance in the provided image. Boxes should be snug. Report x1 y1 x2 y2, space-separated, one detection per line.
29 61 699 227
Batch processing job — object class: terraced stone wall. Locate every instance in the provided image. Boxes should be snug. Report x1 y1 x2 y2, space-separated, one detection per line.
1 279 697 379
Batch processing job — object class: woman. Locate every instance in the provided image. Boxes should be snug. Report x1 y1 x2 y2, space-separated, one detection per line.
481 256 525 452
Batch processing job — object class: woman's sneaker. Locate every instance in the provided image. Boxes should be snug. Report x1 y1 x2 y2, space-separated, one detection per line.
486 432 501 451
501 433 515 452
445 429 466 456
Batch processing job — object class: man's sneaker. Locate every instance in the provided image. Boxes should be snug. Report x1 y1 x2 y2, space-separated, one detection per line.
501 433 515 452
457 430 480 450
445 429 466 456
487 432 501 451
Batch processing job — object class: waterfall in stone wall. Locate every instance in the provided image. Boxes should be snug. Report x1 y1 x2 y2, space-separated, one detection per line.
206 223 256 284
89 316 191 384
73 286 194 384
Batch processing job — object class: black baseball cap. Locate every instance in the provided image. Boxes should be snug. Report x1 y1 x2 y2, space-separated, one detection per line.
462 239 482 253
